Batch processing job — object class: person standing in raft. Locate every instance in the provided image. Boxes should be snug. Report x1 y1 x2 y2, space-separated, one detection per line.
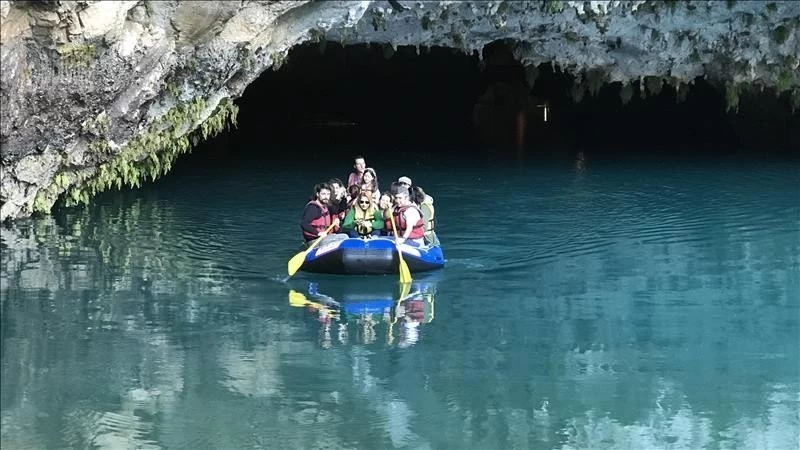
300 182 332 243
347 156 367 188
392 188 426 246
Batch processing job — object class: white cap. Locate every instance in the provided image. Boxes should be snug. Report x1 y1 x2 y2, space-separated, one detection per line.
398 176 412 185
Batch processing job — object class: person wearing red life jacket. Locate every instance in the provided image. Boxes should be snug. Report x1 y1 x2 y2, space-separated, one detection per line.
300 183 333 243
392 187 425 246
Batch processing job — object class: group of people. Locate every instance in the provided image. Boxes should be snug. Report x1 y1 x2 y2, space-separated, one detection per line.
300 156 438 247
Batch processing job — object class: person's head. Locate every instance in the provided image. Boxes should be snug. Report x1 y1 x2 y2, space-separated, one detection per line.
314 182 332 203
379 193 392 209
411 186 426 205
353 156 366 173
393 187 411 207
328 178 345 199
397 176 412 189
356 193 374 211
362 167 377 184
347 184 361 201
389 181 404 196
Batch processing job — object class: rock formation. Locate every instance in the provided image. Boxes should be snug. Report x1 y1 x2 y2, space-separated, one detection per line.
1 0 798 221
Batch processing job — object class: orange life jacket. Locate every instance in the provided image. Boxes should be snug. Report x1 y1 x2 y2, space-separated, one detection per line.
393 205 425 239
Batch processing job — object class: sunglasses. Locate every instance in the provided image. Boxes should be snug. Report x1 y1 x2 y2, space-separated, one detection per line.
358 200 370 204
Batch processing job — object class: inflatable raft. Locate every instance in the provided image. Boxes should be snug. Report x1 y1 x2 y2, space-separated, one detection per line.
298 235 444 275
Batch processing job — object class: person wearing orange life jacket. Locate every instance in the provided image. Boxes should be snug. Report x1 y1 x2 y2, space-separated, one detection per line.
392 187 425 246
300 183 333 243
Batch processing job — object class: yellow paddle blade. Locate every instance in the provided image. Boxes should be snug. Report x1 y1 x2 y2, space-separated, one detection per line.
287 223 337 277
289 290 308 307
287 250 308 276
389 213 413 284
399 282 412 300
398 255 412 284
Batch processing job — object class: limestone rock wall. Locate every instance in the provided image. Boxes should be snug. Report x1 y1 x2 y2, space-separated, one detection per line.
1 0 798 221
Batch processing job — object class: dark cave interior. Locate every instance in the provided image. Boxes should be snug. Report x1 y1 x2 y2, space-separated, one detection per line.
187 40 799 166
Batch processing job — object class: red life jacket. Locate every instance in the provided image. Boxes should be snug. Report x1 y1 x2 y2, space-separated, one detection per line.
303 200 331 240
394 205 425 239
382 209 393 233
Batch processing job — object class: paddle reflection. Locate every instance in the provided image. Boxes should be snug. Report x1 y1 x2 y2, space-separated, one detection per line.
288 280 437 348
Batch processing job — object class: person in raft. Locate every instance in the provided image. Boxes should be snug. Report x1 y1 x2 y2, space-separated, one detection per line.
341 192 384 238
300 182 332 243
347 155 367 188
327 177 349 221
391 187 425 246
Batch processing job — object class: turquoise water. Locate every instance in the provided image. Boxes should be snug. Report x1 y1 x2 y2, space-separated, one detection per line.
2 152 799 449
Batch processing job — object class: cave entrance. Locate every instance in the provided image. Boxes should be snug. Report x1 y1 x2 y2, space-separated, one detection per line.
185 40 798 168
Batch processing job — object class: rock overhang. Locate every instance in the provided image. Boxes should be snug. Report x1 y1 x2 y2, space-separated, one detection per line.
0 0 798 222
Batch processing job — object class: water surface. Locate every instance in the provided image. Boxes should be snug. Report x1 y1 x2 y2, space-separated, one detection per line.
2 151 799 449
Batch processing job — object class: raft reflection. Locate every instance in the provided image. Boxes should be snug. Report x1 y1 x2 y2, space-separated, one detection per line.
288 280 437 348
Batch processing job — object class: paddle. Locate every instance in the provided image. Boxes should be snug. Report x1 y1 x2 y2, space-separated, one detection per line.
288 290 339 319
388 282 414 345
287 223 336 277
389 214 413 284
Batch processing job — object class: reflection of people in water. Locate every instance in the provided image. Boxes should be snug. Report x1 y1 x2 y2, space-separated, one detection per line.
288 281 437 347
388 283 436 348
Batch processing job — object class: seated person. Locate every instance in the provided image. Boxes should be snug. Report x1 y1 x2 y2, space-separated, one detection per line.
347 156 366 188
328 178 349 221
341 193 384 238
347 184 361 208
361 167 380 202
378 193 394 236
412 186 438 246
300 183 332 243
391 188 425 246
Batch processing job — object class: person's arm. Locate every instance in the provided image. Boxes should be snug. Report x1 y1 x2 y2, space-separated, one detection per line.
347 172 359 187
371 209 385 230
300 204 322 236
401 208 422 240
341 208 356 231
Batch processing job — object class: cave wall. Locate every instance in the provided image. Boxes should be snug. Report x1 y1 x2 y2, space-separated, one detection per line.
1 0 798 221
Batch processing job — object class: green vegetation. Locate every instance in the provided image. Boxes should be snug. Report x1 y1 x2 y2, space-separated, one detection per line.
776 68 795 93
564 31 580 42
725 82 740 113
271 51 288 70
421 14 433 31
57 43 97 68
772 25 790 45
81 111 110 137
689 48 701 63
651 29 661 42
543 0 565 14
34 97 239 212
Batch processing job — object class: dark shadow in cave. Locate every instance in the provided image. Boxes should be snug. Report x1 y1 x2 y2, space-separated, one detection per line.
182 40 799 170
